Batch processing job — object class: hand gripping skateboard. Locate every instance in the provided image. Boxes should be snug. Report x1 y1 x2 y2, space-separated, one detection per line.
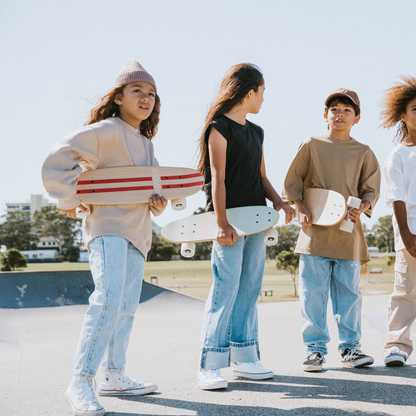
301 188 361 233
75 166 204 215
161 206 280 258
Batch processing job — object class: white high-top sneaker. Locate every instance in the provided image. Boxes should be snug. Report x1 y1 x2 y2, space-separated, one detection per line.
98 371 157 396
65 375 105 416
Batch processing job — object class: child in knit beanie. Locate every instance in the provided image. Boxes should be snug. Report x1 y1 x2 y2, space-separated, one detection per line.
42 59 166 416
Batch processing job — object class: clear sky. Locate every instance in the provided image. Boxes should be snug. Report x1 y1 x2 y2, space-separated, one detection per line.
1 0 416 230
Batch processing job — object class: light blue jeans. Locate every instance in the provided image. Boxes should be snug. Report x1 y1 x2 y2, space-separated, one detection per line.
200 232 265 370
73 236 145 376
299 254 362 355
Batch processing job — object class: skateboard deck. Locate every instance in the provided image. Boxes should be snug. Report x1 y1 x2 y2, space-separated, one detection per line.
75 166 204 205
162 206 279 243
302 188 346 226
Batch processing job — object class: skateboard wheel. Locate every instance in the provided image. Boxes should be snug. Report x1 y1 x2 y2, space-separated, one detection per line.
264 228 278 246
172 198 187 211
76 207 89 218
347 196 361 210
339 219 354 233
181 242 195 258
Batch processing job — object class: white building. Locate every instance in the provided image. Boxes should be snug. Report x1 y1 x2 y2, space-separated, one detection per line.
6 194 55 221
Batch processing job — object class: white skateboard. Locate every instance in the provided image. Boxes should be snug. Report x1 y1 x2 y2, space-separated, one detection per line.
162 206 279 257
302 188 361 233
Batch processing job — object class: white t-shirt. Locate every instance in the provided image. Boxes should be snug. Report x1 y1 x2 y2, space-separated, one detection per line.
384 144 416 251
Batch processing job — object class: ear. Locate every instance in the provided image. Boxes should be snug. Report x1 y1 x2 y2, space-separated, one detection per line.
114 93 123 106
323 112 328 122
246 89 254 99
354 114 361 125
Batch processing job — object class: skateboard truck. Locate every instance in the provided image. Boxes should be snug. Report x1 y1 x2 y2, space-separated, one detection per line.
339 196 361 233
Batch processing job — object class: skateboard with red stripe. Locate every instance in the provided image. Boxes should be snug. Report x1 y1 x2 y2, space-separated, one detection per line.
75 166 203 209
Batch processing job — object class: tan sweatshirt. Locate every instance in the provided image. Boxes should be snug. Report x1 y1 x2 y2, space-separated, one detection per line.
42 117 165 258
282 134 381 263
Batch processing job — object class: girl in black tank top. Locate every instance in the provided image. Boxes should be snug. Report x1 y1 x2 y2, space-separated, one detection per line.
196 64 295 390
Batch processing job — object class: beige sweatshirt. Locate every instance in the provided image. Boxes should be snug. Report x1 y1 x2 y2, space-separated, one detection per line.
42 117 165 258
282 134 381 263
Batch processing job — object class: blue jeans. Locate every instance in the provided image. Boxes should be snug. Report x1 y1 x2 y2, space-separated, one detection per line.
200 232 265 370
73 236 145 376
299 254 362 355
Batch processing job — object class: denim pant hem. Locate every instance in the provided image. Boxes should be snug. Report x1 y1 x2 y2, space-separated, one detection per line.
306 346 327 355
101 366 124 373
200 348 230 370
74 370 96 377
339 342 361 354
230 343 260 363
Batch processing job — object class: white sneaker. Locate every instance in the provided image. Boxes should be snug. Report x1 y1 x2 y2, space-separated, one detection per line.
197 369 228 390
98 371 157 396
231 361 274 380
65 375 105 416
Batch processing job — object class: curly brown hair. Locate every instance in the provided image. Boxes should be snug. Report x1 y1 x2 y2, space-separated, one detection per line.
85 85 161 140
197 63 264 176
380 75 416 143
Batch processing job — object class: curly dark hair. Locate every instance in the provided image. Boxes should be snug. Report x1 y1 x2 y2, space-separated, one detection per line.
380 75 416 143
197 63 264 176
85 85 161 140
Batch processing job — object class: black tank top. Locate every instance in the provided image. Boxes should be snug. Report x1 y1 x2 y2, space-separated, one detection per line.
204 114 266 212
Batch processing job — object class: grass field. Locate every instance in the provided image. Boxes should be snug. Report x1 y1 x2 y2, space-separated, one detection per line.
20 256 395 303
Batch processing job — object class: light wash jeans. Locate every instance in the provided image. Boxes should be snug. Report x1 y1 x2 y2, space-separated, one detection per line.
200 232 265 370
73 235 145 376
299 254 362 355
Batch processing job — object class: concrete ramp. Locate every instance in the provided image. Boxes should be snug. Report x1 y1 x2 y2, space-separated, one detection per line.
0 270 204 309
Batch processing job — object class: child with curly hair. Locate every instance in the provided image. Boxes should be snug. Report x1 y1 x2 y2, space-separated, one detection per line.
382 75 416 366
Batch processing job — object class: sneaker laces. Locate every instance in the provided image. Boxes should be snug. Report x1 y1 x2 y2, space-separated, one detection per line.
307 352 326 363
390 349 408 360
77 375 98 407
114 371 142 387
206 369 221 379
343 348 363 359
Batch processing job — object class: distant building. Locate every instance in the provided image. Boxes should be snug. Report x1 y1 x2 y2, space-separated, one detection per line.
37 236 60 250
6 194 55 221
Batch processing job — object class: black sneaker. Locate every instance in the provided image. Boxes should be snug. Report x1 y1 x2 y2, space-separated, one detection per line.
303 352 325 372
385 348 408 367
341 348 374 368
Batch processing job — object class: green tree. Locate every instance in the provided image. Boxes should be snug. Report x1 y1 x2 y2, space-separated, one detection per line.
276 250 300 296
1 248 28 271
148 231 178 261
363 223 376 248
266 223 300 259
371 215 394 252
0 211 36 250
32 206 82 253
62 245 81 262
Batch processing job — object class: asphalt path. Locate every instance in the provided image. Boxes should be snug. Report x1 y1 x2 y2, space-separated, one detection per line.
1 271 415 415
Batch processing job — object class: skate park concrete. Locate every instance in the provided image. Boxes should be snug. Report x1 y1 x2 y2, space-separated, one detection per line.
1 271 416 415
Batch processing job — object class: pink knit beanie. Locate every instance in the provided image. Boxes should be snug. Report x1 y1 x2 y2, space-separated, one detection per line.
114 59 157 92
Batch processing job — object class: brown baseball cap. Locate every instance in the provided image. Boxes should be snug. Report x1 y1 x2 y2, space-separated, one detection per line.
324 88 360 110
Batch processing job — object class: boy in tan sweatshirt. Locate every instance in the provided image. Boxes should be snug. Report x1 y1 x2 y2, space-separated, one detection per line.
282 88 380 372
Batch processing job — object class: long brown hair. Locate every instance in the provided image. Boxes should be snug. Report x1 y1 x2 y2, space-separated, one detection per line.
380 75 416 143
197 64 264 175
85 85 161 140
